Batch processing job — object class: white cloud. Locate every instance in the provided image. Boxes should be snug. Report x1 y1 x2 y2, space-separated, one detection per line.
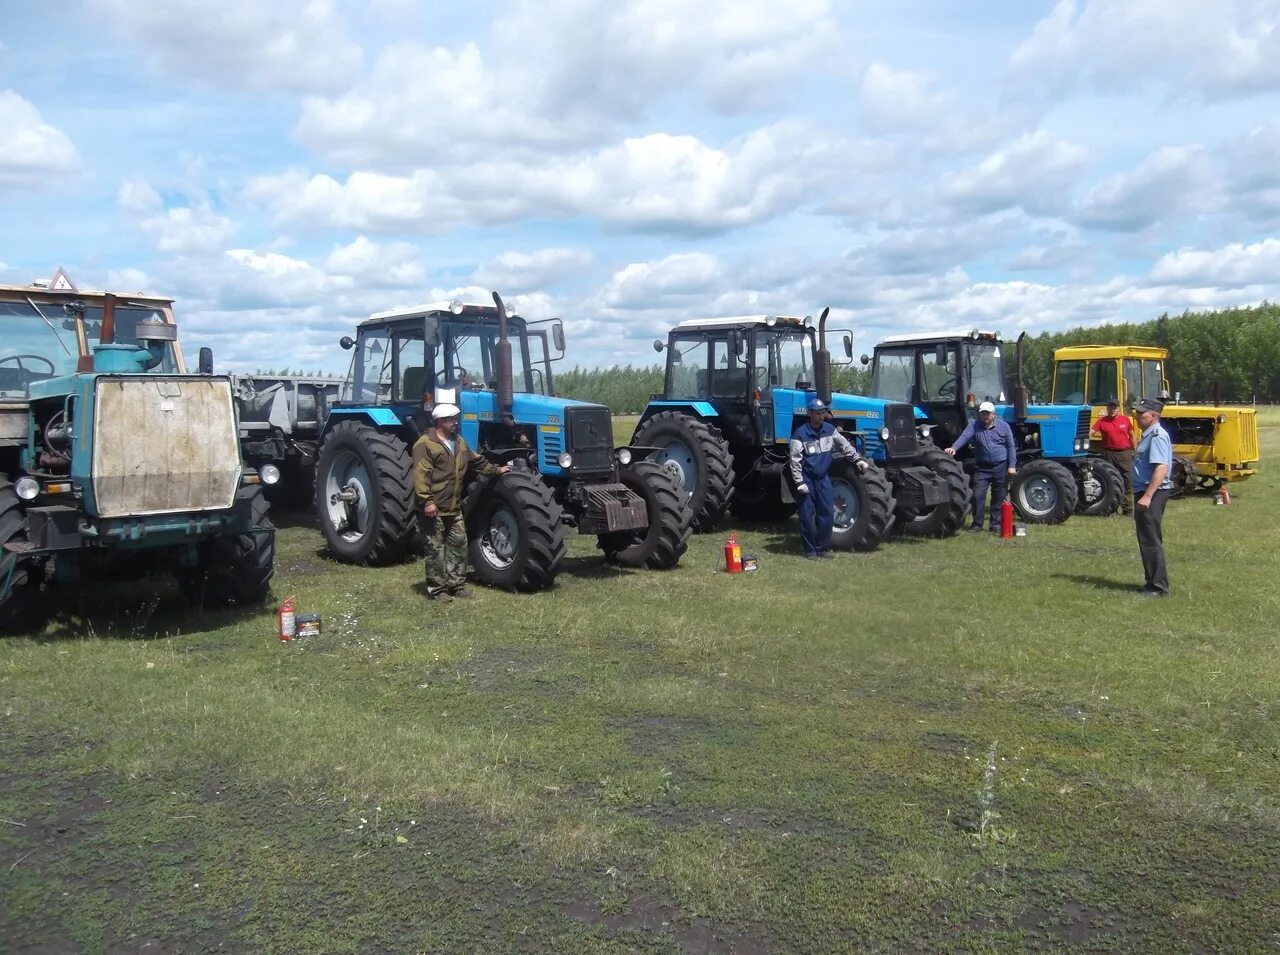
138 203 236 254
1008 0 1280 103
859 63 952 133
0 91 77 190
323 236 425 288
117 179 163 215
1149 239 1280 288
473 249 593 293
1074 145 1213 231
599 252 726 309
87 0 361 94
939 130 1088 216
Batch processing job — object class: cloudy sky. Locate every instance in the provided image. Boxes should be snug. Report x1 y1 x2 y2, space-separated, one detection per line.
3 0 1279 374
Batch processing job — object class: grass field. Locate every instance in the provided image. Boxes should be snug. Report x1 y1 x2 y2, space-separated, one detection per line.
2 413 1278 953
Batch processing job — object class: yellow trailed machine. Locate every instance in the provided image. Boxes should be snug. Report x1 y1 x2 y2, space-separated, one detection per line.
1051 344 1260 494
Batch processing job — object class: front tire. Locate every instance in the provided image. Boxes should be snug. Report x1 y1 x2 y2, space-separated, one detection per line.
828 462 896 553
0 477 35 632
463 470 567 591
632 412 734 532
1011 458 1078 524
178 486 275 609
598 460 693 569
1077 458 1124 516
315 420 414 565
896 447 971 538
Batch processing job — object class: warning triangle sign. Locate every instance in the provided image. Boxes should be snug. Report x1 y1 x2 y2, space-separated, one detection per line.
50 268 76 292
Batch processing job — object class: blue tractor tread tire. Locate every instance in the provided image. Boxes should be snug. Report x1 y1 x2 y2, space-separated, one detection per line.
632 410 734 533
1077 457 1124 517
0 477 35 633
896 446 971 538
315 420 415 566
1011 458 1078 524
178 486 276 609
463 469 567 592
598 459 693 570
829 461 896 553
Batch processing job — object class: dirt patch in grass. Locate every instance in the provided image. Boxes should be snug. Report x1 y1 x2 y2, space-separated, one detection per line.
625 804 839 838
920 731 978 756
608 714 721 756
567 890 771 954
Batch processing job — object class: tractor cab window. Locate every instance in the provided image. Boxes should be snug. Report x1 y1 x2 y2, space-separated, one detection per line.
442 321 496 389
349 327 392 402
920 344 958 401
1123 358 1142 405
754 329 813 391
964 343 1004 403
1143 360 1164 399
1087 359 1119 405
526 329 553 395
393 326 428 402
710 337 749 397
1054 359 1085 404
666 335 710 398
871 348 915 403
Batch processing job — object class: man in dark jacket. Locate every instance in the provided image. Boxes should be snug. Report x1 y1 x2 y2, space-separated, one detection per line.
412 403 509 601
946 401 1018 532
789 398 867 559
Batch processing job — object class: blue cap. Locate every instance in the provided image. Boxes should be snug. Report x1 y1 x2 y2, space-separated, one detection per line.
807 398 827 413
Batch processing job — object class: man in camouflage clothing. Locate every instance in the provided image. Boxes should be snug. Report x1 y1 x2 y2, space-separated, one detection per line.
412 403 509 601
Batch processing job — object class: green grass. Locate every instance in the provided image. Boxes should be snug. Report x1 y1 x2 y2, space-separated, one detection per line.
2 412 1279 952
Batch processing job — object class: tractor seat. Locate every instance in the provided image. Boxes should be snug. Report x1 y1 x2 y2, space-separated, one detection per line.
402 366 428 401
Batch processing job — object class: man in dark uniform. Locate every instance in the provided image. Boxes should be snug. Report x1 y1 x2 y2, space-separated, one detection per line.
945 400 1018 532
1132 397 1173 596
788 398 867 559
1092 398 1136 515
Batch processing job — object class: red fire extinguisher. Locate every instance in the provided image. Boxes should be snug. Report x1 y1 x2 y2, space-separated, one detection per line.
1000 499 1014 539
724 533 743 573
1220 485 1231 505
278 594 297 641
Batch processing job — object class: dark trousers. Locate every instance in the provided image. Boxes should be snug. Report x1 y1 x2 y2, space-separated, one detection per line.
797 474 834 555
972 465 1008 529
1103 448 1134 514
1134 489 1170 593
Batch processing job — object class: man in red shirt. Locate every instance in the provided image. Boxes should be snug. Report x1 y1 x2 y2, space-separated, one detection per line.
1092 399 1136 515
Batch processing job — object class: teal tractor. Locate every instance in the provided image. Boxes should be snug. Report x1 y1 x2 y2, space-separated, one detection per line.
632 311 970 550
863 329 1115 523
313 293 690 589
0 281 277 631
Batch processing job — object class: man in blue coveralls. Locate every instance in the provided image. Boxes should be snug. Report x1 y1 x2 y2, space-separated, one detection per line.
1132 397 1173 596
945 400 1018 532
789 398 868 559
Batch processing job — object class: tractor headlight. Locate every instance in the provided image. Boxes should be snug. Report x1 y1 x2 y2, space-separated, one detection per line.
615 448 633 466
1217 414 1227 424
260 464 281 486
557 451 573 469
14 476 39 500
879 427 890 441
920 426 932 440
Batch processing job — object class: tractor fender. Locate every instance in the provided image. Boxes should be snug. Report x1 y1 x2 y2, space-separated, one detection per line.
635 401 718 429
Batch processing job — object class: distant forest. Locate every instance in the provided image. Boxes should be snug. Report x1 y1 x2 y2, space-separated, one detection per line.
556 303 1280 409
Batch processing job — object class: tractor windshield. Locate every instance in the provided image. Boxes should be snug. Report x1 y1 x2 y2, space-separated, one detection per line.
964 343 1004 403
870 347 914 403
753 329 814 391
0 298 180 398
440 316 540 394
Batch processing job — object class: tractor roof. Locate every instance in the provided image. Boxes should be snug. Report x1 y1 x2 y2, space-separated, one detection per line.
672 314 810 331
1054 344 1169 361
877 328 1001 346
363 299 523 325
0 283 173 307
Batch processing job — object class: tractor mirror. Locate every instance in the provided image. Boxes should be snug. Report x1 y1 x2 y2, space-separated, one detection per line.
653 339 665 353
727 330 742 357
340 336 355 350
552 321 565 353
843 334 853 359
197 347 214 375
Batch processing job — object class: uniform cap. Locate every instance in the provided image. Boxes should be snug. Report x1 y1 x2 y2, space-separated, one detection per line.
431 402 461 420
978 400 996 414
807 398 827 413
1136 397 1164 414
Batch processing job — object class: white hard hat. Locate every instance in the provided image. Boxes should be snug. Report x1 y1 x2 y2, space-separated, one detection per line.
978 401 996 414
431 403 461 420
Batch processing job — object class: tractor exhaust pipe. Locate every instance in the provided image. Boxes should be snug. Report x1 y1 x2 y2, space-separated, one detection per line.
815 306 832 406
1012 331 1029 420
492 290 515 427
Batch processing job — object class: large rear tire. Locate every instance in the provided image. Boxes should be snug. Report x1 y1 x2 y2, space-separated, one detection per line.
1077 457 1124 516
1011 458 1078 524
1170 454 1199 497
829 462 896 553
896 447 971 538
315 420 414 565
463 470 566 591
178 486 275 609
0 477 35 632
598 461 693 569
632 411 734 532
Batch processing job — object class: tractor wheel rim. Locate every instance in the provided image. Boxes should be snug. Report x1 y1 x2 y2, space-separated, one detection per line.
656 440 696 494
480 506 520 569
830 477 861 530
1081 472 1102 504
1019 475 1057 516
324 450 371 542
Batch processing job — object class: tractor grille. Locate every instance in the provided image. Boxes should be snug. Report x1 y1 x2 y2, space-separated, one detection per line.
1240 409 1260 462
883 403 918 459
1076 408 1091 441
92 376 241 518
566 405 613 472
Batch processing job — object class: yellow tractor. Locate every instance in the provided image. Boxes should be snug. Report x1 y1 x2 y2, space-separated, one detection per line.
1051 344 1260 494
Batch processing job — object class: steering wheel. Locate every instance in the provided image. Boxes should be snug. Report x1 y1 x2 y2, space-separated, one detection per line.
935 377 958 399
0 354 56 375
436 365 473 387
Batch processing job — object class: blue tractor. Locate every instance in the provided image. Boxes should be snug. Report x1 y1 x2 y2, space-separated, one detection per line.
633 311 970 549
313 293 690 590
863 329 1116 523
0 280 277 631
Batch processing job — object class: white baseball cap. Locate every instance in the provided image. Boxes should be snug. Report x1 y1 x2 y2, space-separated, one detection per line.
978 401 996 414
431 403 461 420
